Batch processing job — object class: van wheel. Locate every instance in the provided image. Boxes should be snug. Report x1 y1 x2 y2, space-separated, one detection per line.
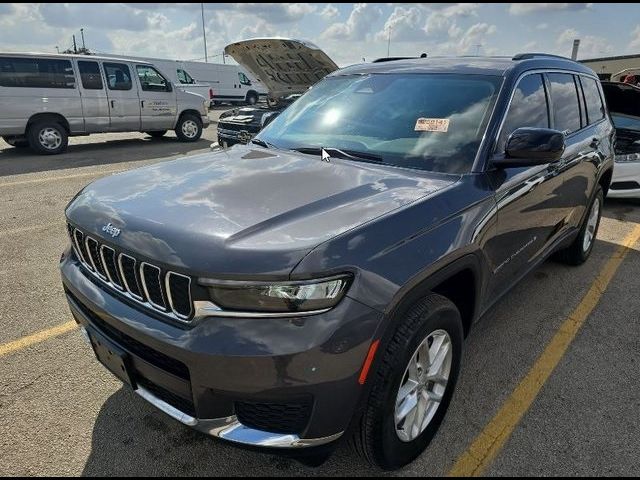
351 293 463 470
246 91 258 105
27 121 68 155
3 136 29 148
145 130 167 138
554 186 603 265
175 114 202 142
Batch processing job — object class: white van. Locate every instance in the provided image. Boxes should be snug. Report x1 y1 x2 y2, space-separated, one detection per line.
0 53 210 154
180 62 267 105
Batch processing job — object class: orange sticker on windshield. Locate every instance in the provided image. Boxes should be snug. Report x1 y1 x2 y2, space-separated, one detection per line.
415 118 450 132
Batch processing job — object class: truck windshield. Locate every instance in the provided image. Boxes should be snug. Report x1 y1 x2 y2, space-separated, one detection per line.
257 73 502 174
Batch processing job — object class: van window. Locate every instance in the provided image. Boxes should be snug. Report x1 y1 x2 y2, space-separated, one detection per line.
78 61 103 90
547 73 581 134
238 72 252 86
579 76 605 124
0 57 75 88
136 65 170 92
498 73 549 150
103 62 132 91
177 68 194 84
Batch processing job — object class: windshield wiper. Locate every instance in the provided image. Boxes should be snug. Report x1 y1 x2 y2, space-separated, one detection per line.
293 147 384 164
250 138 278 149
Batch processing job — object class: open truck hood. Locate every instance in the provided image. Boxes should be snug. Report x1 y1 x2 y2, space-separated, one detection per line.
224 38 338 101
602 81 640 155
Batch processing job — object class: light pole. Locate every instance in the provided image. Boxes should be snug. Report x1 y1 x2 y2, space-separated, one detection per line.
201 3 208 62
387 25 392 57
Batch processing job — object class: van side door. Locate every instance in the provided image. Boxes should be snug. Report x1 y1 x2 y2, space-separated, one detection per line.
101 61 141 132
134 64 177 131
484 72 567 300
75 59 109 133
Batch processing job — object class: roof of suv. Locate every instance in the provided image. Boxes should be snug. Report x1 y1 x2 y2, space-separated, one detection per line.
333 54 596 78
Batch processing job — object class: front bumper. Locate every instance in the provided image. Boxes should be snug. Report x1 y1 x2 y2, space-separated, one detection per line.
201 114 211 128
60 250 383 449
608 161 640 198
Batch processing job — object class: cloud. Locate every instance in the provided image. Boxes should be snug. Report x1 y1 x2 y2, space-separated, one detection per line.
37 3 153 31
631 25 640 50
233 3 317 23
556 28 614 59
0 3 14 16
509 3 592 15
320 4 339 20
322 3 383 40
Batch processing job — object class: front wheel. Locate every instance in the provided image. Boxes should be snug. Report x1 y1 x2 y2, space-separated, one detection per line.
352 293 463 470
245 91 258 105
175 114 202 142
554 186 603 265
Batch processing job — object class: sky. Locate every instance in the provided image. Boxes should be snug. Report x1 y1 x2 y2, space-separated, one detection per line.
1 3 640 67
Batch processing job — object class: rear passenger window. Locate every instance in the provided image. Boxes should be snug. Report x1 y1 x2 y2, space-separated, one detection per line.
103 62 132 91
547 73 581 134
78 61 103 90
0 57 75 88
498 73 549 150
580 76 605 124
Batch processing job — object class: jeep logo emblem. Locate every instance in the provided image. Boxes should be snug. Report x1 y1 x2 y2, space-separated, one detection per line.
102 223 121 238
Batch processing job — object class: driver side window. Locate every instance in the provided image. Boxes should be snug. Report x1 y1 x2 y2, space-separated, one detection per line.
498 74 550 151
136 65 170 92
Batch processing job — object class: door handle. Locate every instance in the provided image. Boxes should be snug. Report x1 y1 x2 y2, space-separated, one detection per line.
141 100 144 108
590 137 601 149
110 100 115 108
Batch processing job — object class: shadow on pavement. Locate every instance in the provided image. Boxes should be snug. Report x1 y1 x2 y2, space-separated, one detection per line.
0 135 213 178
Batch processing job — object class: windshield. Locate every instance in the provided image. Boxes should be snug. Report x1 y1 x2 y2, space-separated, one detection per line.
257 73 502 174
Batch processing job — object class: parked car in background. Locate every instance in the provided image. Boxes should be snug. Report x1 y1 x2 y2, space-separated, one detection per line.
61 53 614 470
216 38 338 147
601 81 640 198
0 53 210 154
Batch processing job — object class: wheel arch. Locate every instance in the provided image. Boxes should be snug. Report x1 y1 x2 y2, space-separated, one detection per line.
26 113 70 134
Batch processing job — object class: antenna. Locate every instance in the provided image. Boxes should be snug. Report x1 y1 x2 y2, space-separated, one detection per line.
201 3 208 62
80 28 86 51
72 35 77 54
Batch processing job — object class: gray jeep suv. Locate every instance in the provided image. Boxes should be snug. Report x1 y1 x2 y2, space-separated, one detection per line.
61 53 615 470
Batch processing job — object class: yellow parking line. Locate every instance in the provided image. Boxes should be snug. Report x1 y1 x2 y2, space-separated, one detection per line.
0 321 77 358
448 223 640 477
0 168 124 188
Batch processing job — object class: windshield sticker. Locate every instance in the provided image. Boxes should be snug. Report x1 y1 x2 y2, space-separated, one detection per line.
415 118 450 132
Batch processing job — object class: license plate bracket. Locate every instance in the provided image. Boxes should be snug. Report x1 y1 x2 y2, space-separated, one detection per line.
87 327 136 389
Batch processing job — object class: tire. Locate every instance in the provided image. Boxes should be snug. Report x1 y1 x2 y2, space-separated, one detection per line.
246 91 258 105
352 293 464 470
145 130 167 138
175 113 202 142
554 186 603 266
3 136 29 148
27 121 68 155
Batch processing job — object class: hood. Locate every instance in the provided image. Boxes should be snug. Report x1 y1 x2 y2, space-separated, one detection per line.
602 81 640 154
224 38 338 101
66 145 456 277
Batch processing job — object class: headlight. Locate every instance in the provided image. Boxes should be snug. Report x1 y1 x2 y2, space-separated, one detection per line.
204 275 352 314
615 153 640 163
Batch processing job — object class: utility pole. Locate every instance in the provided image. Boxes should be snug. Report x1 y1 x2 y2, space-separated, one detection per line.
72 35 77 54
387 25 391 57
222 51 226 64
201 3 208 62
80 28 86 50
55 46 59 54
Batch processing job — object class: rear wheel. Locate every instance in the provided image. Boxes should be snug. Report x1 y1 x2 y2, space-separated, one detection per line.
175 113 202 142
145 130 167 138
352 293 463 470
554 186 603 265
27 121 68 155
246 91 258 105
3 136 29 148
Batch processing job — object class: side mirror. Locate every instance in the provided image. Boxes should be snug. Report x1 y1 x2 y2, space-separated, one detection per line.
260 111 280 128
493 127 565 168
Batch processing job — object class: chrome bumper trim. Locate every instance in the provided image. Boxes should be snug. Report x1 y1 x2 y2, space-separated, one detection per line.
135 385 343 448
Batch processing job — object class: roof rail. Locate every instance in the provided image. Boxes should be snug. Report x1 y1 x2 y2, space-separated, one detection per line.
512 52 572 61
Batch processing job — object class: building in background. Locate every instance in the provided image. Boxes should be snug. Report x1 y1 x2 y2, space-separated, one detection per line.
581 54 640 81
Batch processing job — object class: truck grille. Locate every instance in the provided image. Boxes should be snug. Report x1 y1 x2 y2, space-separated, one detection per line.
68 224 193 321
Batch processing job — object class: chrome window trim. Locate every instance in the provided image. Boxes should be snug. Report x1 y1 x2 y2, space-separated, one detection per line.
165 272 193 319
118 253 145 302
99 245 124 291
139 262 167 311
485 68 603 172
85 236 108 281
